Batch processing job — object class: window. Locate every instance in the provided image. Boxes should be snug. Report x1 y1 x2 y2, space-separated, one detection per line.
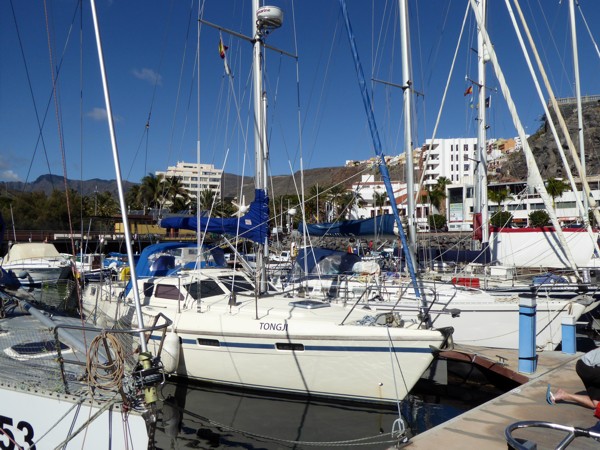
197 338 220 347
276 343 304 351
508 204 525 211
557 201 576 209
530 203 545 210
464 164 469 171
186 281 225 299
155 284 184 300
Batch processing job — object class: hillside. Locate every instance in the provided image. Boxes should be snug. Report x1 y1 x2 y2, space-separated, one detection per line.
500 99 600 181
2 174 135 197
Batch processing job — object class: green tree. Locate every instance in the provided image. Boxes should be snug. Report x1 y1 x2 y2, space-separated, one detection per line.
125 184 143 211
373 190 387 215
197 189 224 216
488 187 512 209
529 210 551 227
490 211 513 228
546 177 569 208
163 176 190 208
305 184 327 222
326 184 348 219
84 191 119 217
428 214 447 231
139 173 165 212
428 176 450 215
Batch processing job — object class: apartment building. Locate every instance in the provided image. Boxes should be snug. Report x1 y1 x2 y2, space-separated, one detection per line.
156 161 223 199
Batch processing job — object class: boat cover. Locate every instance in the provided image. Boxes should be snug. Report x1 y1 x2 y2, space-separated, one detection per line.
159 189 269 244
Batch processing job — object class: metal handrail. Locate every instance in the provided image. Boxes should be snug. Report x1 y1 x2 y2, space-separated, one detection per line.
505 420 600 450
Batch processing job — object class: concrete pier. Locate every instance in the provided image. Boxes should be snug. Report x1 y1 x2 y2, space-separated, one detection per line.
407 346 600 449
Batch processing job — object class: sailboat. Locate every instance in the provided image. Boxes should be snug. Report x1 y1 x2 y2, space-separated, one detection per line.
81 1 453 406
0 1 173 447
287 0 599 350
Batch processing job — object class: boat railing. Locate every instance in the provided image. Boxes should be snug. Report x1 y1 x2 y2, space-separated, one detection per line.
505 420 600 449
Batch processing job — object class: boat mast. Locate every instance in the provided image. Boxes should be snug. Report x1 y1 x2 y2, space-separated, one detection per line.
473 0 489 250
89 0 148 348
468 0 581 276
569 0 588 216
399 0 417 258
253 0 268 293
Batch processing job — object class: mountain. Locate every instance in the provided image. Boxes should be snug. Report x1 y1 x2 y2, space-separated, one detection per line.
1 163 410 202
500 98 600 181
1 174 135 197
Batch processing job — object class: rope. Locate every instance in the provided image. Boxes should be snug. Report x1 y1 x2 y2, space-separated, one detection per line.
87 332 126 391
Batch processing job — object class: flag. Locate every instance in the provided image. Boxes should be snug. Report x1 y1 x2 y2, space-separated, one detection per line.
485 96 491 108
219 33 232 78
218 38 228 59
464 85 473 96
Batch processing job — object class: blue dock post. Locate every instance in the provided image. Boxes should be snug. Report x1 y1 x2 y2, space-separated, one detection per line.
561 315 576 354
518 297 537 374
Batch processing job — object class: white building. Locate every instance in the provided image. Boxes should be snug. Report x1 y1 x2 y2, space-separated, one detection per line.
421 137 478 188
350 174 430 230
156 161 223 199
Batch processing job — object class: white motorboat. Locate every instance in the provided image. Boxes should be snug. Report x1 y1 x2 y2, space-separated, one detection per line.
1 242 73 287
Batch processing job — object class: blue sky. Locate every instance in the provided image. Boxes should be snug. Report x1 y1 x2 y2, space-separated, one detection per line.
1 0 600 185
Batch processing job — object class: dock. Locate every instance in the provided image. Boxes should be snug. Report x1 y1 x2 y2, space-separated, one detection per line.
407 345 600 449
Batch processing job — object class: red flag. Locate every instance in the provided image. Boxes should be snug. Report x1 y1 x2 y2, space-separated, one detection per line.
219 39 228 59
463 85 473 96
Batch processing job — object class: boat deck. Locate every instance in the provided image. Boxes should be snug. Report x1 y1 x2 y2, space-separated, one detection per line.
406 344 600 449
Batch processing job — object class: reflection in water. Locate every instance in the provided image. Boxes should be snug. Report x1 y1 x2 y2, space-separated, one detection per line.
153 378 470 449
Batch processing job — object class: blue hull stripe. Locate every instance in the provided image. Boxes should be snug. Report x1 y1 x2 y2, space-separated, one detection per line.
150 335 432 353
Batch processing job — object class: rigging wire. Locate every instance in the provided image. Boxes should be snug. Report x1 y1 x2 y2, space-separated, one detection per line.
8 0 80 189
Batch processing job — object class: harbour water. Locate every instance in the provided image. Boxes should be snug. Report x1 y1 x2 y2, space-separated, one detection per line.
153 376 503 449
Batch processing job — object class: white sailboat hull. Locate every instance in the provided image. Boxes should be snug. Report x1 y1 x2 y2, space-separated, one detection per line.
284 276 595 350
83 271 450 405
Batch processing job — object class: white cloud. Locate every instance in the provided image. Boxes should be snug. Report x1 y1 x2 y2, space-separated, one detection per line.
87 107 108 121
0 170 21 182
132 68 162 86
87 107 122 123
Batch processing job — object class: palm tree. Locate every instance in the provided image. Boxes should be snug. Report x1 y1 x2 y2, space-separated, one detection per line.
546 177 569 208
428 176 450 215
170 196 192 214
126 185 143 211
93 191 120 217
198 189 217 211
326 184 348 220
488 187 512 210
305 184 327 222
163 176 190 209
373 190 387 215
139 173 165 213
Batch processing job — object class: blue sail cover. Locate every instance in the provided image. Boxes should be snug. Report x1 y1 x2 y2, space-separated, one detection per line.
159 189 269 244
298 214 398 238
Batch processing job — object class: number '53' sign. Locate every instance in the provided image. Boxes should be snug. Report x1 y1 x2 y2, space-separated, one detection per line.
0 415 35 450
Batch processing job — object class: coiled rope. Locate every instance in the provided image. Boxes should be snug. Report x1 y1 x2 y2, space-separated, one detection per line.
87 332 126 391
